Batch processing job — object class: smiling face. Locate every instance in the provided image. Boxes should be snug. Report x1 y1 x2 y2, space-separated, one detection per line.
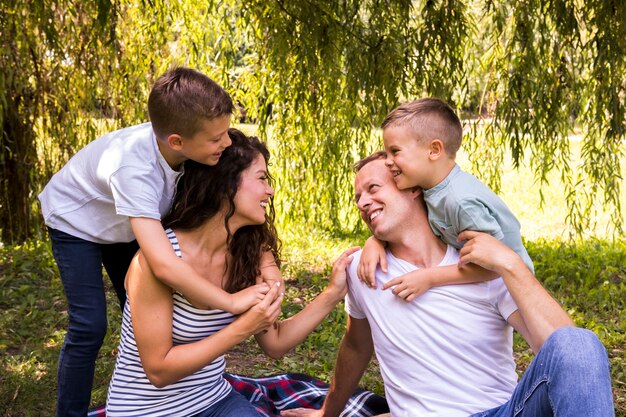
354 159 419 241
178 115 232 166
382 124 436 190
232 154 274 227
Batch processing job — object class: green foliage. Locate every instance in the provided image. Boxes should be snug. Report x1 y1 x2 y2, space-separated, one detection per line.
0 239 124 415
0 0 251 243
528 238 626 415
240 0 625 235
529 238 626 326
1 0 625 244
0 0 125 242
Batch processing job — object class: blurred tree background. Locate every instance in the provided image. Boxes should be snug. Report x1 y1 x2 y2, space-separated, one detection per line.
1 0 624 244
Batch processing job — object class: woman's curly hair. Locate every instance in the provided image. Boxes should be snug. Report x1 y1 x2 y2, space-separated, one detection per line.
162 128 281 293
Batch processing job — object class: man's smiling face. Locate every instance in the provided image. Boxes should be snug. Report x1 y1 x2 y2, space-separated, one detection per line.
354 159 418 241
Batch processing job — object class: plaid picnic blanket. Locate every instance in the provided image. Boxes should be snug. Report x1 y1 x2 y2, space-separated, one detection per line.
88 372 388 417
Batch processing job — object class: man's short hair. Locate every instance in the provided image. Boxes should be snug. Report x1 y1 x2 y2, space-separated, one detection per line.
381 98 463 157
353 150 387 172
148 67 234 139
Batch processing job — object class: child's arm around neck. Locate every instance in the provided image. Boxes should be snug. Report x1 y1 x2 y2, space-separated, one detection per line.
130 217 266 314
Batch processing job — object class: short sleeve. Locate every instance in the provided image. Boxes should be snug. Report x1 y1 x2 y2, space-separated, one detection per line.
492 279 518 321
456 198 505 240
345 264 367 320
110 166 163 219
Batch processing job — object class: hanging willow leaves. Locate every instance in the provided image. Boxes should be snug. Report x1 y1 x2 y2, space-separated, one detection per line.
1 0 624 243
240 0 624 236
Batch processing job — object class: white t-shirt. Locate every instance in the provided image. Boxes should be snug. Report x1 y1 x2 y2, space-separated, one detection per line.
346 246 519 417
39 123 183 243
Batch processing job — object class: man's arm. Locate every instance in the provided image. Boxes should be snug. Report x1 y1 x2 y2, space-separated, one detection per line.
282 316 375 417
458 230 574 352
130 217 267 314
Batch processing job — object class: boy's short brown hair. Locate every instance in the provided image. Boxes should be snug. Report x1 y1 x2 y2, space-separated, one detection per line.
381 98 463 157
148 67 234 139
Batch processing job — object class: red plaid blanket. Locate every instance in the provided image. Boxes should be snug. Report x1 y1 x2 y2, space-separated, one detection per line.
88 372 388 416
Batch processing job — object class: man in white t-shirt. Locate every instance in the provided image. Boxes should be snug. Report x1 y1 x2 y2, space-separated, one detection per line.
284 152 614 417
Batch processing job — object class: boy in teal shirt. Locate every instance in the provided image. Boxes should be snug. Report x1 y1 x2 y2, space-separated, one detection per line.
359 98 532 301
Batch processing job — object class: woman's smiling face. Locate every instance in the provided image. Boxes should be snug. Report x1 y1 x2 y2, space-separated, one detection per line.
232 154 274 227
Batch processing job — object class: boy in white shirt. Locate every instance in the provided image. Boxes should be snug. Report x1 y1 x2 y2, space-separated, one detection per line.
359 98 532 302
39 67 270 417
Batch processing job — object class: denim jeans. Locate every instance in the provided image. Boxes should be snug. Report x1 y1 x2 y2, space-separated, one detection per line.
193 389 261 417
49 228 139 417
470 326 614 417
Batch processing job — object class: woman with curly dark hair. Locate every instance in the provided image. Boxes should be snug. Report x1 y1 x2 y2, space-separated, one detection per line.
106 129 357 417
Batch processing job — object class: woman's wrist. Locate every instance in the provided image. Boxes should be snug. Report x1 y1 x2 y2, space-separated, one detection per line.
323 284 347 304
230 314 259 340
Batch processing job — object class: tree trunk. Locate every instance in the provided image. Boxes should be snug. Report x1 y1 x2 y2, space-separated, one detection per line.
1 92 37 244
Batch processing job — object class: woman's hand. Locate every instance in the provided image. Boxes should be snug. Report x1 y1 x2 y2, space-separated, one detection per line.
234 281 284 336
326 246 360 301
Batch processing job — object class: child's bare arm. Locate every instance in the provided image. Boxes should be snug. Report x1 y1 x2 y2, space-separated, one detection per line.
382 263 498 302
130 217 266 314
357 236 388 288
257 251 286 295
256 247 359 359
129 252 283 388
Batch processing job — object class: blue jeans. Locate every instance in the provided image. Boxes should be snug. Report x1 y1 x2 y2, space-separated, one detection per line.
471 326 614 417
193 389 261 417
49 228 139 417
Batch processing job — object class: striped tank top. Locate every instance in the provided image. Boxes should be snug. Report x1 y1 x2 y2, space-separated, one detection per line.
106 229 235 417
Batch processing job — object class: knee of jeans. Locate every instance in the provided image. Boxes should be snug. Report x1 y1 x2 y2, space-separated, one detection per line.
67 315 108 348
548 326 608 366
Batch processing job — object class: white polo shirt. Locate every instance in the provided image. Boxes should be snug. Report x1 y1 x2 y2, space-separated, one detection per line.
39 122 183 243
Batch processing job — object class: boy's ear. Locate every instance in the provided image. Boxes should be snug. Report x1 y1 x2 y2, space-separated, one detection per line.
166 134 184 151
428 139 445 160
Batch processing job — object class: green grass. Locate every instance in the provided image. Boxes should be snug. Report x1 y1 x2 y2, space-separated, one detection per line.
1 229 625 416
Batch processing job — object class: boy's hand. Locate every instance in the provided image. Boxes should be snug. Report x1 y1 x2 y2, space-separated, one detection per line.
262 278 285 298
235 282 283 335
228 283 271 314
357 236 387 288
382 269 433 302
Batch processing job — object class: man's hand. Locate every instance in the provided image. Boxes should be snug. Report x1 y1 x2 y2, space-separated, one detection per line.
357 236 387 288
382 268 433 302
227 283 272 314
281 408 324 417
458 230 523 276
